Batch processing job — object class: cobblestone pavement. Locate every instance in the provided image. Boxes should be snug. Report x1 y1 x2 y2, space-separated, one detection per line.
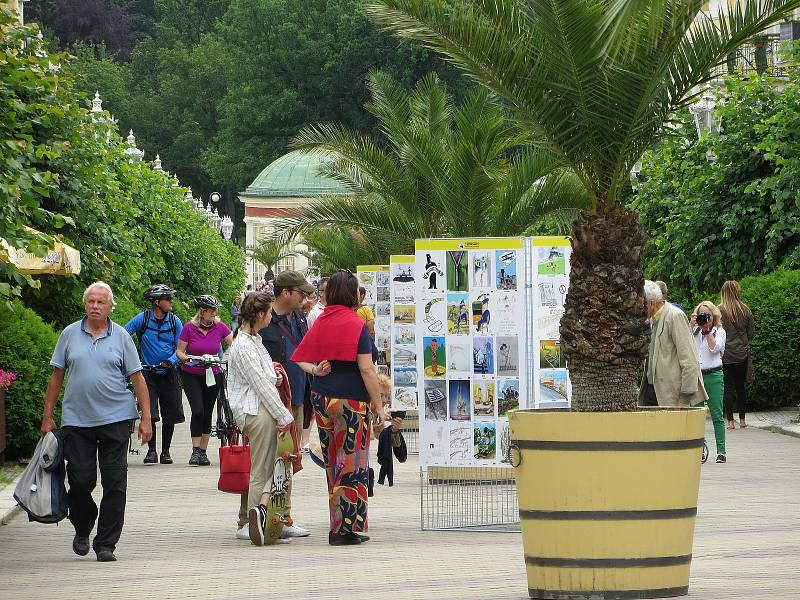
1 409 798 599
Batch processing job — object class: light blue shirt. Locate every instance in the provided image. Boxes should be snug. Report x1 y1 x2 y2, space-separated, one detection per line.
124 311 183 371
51 317 142 427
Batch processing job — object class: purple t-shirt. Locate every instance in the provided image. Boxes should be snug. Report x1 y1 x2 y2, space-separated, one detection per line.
179 321 231 375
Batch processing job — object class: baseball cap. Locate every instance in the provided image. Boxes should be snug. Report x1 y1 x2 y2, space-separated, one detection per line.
275 270 315 295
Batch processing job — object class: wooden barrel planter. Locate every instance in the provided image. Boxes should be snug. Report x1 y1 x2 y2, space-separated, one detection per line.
508 407 706 600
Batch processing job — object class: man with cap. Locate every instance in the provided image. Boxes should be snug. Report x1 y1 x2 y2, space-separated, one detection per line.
259 270 315 539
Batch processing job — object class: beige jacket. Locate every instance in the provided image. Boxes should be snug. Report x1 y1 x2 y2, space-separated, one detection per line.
650 303 707 407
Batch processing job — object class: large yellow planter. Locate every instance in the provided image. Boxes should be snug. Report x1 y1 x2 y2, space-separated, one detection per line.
508 408 706 600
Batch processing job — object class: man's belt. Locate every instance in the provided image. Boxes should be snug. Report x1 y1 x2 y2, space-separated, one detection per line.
701 365 722 375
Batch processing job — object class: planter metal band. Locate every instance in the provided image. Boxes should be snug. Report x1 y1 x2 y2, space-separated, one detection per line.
512 438 704 451
519 507 697 520
526 554 692 568
528 585 689 599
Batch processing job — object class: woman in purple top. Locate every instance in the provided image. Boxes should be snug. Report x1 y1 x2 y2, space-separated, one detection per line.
177 295 233 466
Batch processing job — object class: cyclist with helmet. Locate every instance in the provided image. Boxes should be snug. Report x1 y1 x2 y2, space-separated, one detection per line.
176 295 233 466
125 284 184 465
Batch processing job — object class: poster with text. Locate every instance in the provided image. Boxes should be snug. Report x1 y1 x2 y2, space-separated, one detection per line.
389 256 418 409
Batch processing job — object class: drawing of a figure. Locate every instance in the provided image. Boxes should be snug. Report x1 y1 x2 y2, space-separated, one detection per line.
457 299 469 333
424 254 443 290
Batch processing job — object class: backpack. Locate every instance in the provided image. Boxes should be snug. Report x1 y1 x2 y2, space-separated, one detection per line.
137 309 178 346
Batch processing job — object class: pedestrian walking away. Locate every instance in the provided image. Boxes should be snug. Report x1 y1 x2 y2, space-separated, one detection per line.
718 280 755 430
258 270 315 538
177 295 233 466
226 292 296 545
292 269 389 546
691 301 727 463
40 281 152 562
125 284 184 465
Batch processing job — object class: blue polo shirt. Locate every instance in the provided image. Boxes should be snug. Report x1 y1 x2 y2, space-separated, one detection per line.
124 311 183 371
51 317 142 427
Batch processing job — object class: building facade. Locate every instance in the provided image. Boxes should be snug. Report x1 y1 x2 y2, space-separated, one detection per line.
239 149 346 286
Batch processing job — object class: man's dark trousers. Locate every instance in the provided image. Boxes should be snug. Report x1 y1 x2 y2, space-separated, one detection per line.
63 420 129 553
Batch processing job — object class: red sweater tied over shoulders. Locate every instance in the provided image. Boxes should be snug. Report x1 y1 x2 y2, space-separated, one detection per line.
291 304 363 363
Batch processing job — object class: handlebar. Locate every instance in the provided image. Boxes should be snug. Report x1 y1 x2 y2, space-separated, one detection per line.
184 354 227 368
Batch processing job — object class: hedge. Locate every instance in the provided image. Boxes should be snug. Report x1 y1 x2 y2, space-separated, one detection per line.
739 269 800 410
0 302 60 460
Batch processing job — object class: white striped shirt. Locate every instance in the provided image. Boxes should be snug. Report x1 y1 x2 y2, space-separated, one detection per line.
226 330 293 428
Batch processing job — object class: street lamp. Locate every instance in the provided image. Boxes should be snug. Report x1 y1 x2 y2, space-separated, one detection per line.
153 154 163 172
210 191 221 204
124 130 145 163
185 188 194 205
690 85 720 138
221 216 234 240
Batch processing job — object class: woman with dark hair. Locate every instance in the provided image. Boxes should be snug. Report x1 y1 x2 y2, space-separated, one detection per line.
292 270 387 546
226 292 294 545
718 280 755 429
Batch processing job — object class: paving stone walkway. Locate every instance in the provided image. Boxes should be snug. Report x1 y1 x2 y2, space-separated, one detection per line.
1 409 798 599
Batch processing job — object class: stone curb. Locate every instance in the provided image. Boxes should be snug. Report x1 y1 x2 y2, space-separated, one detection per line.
0 471 22 526
759 424 800 440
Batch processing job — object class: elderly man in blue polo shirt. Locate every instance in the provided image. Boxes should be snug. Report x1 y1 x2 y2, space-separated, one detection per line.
40 282 152 562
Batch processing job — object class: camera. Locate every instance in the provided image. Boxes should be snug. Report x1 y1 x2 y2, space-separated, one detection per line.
696 313 711 326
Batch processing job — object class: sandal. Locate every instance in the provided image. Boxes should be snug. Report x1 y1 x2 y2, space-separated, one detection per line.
739 421 748 428
726 421 735 430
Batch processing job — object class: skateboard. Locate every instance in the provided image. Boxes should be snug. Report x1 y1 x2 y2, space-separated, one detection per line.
263 432 295 544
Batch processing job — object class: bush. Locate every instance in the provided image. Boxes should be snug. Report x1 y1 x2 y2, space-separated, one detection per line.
739 270 800 409
0 302 60 460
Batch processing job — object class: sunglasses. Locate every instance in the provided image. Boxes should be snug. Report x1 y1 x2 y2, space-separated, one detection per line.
292 288 310 298
337 268 355 277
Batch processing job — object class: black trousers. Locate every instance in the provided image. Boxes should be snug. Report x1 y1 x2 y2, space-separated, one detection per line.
180 371 221 437
723 360 749 421
62 421 130 552
144 368 184 425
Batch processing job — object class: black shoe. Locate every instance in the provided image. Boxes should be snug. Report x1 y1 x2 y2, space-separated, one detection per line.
160 450 173 464
354 532 370 542
716 454 726 463
72 534 90 556
198 449 211 466
143 449 158 464
328 531 363 546
188 448 200 466
96 549 117 562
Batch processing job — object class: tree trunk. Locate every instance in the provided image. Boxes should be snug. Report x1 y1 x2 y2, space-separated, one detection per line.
560 208 650 411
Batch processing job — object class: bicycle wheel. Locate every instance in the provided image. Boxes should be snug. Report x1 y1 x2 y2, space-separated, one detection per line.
701 439 709 464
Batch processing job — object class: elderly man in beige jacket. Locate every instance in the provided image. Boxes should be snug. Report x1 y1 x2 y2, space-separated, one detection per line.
640 280 707 407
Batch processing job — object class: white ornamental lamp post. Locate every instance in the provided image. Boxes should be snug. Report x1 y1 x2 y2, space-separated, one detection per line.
210 191 221 204
124 130 145 163
153 154 163 172
90 91 105 123
211 208 222 231
690 84 720 138
185 188 194 205
221 215 234 240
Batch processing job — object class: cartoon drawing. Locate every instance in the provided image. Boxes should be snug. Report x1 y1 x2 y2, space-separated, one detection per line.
539 369 570 403
497 336 519 375
446 292 470 334
496 250 517 290
447 250 468 292
394 305 416 324
423 253 444 290
424 381 447 421
376 271 390 286
423 298 444 333
473 293 491 334
447 342 471 373
473 337 495 375
449 424 472 461
392 347 416 368
540 339 566 369
448 380 471 421
392 264 414 282
538 246 566 275
473 422 496 459
472 251 492 288
423 336 446 378
472 380 495 417
394 387 417 409
498 379 520 416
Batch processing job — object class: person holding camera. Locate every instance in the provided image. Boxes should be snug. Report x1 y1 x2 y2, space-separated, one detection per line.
691 301 727 463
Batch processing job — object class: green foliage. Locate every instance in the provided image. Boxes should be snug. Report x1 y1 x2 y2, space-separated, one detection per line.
632 68 800 299
739 269 800 409
277 72 589 265
0 301 60 460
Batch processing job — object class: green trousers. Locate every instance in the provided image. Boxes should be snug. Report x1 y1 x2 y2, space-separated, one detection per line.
700 369 726 455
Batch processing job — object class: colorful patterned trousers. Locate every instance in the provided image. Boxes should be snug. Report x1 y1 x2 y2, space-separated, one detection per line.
312 393 370 534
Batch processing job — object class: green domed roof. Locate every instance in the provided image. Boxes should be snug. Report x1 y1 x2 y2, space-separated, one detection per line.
241 149 348 198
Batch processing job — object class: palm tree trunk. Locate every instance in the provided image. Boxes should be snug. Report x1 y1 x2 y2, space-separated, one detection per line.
560 207 650 411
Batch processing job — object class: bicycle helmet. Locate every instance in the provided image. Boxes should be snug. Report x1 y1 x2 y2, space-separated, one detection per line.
144 284 176 301
195 294 222 309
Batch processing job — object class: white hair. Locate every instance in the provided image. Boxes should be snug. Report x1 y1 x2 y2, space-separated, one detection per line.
643 280 664 302
83 281 117 308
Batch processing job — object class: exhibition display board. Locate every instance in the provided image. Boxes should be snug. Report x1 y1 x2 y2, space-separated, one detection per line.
389 255 418 410
415 237 571 468
356 265 391 372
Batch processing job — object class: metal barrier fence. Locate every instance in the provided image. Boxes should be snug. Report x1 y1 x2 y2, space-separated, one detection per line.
420 466 520 532
399 410 419 455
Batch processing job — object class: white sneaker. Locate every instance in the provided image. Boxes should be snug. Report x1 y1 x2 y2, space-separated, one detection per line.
300 444 310 455
280 523 310 538
235 524 249 540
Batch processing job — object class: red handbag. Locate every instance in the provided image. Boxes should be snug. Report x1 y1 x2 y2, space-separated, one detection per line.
218 426 250 494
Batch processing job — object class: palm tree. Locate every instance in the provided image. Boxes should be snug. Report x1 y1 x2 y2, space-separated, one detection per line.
295 227 388 273
365 0 800 411
247 238 295 280
273 71 590 260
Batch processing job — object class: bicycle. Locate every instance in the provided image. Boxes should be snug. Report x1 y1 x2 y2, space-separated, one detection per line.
183 354 233 446
126 364 160 456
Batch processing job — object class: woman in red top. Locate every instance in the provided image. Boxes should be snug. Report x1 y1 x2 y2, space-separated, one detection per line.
293 270 388 545
177 295 233 466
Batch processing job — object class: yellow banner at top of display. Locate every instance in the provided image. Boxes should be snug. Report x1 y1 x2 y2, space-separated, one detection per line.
530 236 571 247
356 265 390 272
389 255 415 263
415 238 525 251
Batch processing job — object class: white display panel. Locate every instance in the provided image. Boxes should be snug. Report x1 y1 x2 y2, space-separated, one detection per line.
356 265 391 373
389 255 418 410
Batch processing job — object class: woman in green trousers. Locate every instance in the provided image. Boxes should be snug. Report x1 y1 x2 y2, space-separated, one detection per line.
691 301 726 463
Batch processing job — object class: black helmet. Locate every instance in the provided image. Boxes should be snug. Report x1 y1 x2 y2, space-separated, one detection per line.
195 294 221 309
144 284 175 301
